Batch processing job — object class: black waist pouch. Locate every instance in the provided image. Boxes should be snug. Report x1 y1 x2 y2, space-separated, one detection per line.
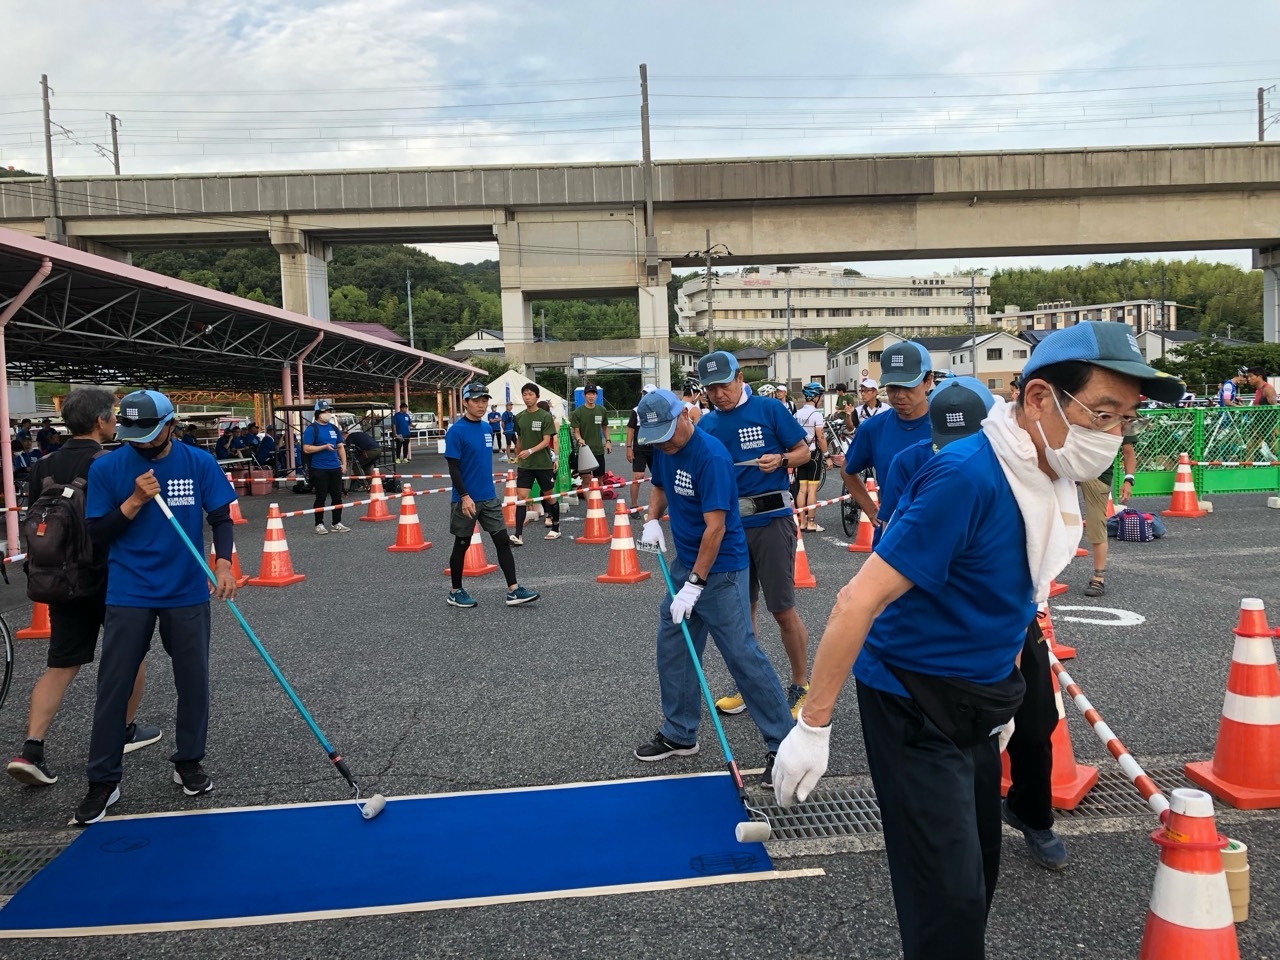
888 665 1026 748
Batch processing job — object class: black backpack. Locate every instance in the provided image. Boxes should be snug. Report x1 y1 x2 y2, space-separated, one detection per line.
23 452 106 604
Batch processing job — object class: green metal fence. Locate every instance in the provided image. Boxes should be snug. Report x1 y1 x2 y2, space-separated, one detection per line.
1123 406 1280 497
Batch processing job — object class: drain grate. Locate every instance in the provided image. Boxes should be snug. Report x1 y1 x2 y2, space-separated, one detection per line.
751 766 1202 842
0 842 69 897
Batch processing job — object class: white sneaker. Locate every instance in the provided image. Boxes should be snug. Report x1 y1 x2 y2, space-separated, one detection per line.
332 523 351 533
315 524 328 535
544 530 561 540
509 535 523 546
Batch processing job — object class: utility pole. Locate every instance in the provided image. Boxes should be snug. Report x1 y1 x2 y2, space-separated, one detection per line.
639 64 658 282
687 230 731 352
1159 267 1167 363
1260 86 1276 142
108 113 121 174
540 308 546 342
968 271 978 376
405 271 415 349
776 265 796 391
41 74 57 219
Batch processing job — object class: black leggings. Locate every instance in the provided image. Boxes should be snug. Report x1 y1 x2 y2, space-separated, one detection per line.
395 437 410 459
310 468 343 523
450 529 517 590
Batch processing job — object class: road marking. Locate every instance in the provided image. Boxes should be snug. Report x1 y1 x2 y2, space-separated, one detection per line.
1052 605 1146 627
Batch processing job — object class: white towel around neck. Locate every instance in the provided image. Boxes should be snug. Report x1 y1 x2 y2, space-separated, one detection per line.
981 399 1082 604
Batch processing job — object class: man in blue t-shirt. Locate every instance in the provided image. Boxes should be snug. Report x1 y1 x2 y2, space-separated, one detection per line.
303 400 349 535
773 322 1187 960
73 389 239 825
254 426 278 471
697 350 813 720
633 389 792 783
842 341 934 545
486 404 505 459
501 402 516 453
36 419 62 456
444 382 538 610
392 403 412 463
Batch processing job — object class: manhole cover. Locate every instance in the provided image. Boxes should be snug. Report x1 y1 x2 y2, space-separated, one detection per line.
749 766 1201 841
0 842 69 897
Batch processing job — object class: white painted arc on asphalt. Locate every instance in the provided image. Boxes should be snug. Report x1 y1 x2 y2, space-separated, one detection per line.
1147 862 1234 929
1222 691 1280 725
1052 605 1146 626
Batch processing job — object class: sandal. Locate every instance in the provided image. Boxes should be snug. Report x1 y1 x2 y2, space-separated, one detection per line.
1083 575 1105 598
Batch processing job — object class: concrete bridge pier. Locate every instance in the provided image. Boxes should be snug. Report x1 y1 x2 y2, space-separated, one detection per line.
1257 248 1280 343
272 225 331 320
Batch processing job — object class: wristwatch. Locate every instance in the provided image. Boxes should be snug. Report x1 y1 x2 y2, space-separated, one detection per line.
687 572 707 587
1123 474 1135 484
781 456 789 468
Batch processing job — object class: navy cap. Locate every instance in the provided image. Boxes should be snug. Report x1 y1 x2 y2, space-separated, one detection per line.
697 351 740 386
116 390 175 443
879 341 932 388
929 376 995 448
635 389 685 445
462 381 491 400
1022 321 1184 404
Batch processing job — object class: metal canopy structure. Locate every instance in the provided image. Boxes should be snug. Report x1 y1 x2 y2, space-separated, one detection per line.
0 228 481 394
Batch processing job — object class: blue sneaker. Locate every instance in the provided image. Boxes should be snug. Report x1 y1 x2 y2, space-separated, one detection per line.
505 586 540 606
447 588 477 609
1002 798 1068 871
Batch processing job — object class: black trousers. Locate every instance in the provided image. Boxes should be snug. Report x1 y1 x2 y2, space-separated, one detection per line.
310 467 343 523
858 682 1002 960
1005 620 1058 831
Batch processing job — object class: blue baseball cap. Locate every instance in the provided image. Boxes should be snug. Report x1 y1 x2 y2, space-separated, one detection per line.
929 376 995 448
697 351 740 386
1022 321 1184 404
116 390 175 443
462 381 491 401
879 341 932 388
635 389 685 445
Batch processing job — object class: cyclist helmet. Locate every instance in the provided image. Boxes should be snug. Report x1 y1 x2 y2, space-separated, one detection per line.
683 374 701 392
462 381 492 401
802 382 824 401
757 383 776 397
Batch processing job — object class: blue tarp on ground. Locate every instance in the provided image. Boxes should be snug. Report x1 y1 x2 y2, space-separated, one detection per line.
0 773 770 936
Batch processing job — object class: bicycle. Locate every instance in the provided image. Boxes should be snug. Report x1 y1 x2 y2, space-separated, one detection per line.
0 613 13 713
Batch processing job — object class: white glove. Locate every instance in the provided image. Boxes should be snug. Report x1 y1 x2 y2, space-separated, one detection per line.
669 581 703 624
997 717 1015 753
773 712 831 806
641 519 667 552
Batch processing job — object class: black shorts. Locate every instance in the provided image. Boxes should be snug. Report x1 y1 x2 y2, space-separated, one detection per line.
630 446 652 475
47 592 107 668
516 468 556 493
795 457 823 483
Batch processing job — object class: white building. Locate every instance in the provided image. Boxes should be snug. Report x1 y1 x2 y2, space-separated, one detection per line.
768 338 829 392
989 300 1177 335
948 332 1032 396
677 266 991 342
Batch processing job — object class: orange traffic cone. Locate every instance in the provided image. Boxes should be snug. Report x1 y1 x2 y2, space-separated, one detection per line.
502 471 518 528
794 527 816 589
15 602 51 640
360 470 395 522
1184 598 1280 808
226 472 247 525
443 528 498 577
1137 788 1239 960
576 478 612 545
387 484 431 553
1049 579 1069 597
209 542 250 587
1105 491 1116 519
1002 637 1097 809
1075 545 1089 558
1040 606 1075 660
597 500 651 584
1162 453 1208 518
247 504 305 587
847 478 878 554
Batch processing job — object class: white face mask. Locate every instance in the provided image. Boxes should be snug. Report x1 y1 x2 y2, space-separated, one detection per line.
1035 390 1124 482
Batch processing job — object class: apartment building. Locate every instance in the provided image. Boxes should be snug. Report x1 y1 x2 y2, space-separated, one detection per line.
678 266 992 341
990 300 1177 334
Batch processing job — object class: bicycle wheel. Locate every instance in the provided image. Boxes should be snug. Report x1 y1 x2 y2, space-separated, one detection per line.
0 614 13 713
841 499 860 538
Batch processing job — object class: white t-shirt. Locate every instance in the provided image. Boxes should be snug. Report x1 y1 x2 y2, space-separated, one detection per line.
795 404 825 450
856 402 889 423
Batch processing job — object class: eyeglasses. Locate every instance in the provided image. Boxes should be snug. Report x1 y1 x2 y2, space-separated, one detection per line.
1061 390 1150 436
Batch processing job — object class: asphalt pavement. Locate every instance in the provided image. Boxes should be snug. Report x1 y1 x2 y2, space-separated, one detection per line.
0 449 1277 959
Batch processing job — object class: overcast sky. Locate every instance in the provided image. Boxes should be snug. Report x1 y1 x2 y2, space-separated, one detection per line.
4 0 1279 272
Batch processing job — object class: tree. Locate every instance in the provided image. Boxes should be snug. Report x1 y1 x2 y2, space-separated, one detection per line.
1155 339 1280 396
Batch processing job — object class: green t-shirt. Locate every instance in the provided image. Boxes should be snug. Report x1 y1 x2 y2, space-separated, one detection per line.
514 408 556 470
1097 435 1135 487
570 405 608 453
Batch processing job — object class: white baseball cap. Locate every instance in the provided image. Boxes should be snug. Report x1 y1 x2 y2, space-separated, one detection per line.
859 377 879 390
641 383 658 394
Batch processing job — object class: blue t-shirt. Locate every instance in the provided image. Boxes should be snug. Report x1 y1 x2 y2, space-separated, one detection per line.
304 422 344 470
230 436 249 452
444 417 498 503
256 434 277 462
843 408 931 480
214 436 231 460
649 428 749 573
87 443 237 608
854 433 1035 698
180 433 198 447
393 412 412 438
487 411 502 434
878 438 934 528
698 395 807 528
502 410 515 433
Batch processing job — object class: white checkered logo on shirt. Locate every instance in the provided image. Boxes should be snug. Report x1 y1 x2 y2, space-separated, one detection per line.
166 477 196 507
945 411 966 427
738 425 765 451
674 469 695 497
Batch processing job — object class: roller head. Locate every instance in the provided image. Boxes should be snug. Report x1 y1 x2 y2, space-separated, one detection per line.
735 820 771 844
360 793 387 820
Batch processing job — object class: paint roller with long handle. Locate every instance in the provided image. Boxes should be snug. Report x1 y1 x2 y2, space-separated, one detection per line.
153 493 386 821
637 540 771 844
